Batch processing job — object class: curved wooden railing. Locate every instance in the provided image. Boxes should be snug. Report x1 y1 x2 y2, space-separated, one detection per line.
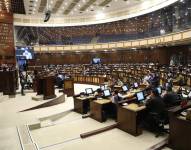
73 75 106 85
33 28 191 52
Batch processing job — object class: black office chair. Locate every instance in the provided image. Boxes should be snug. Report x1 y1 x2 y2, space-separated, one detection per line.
149 112 169 137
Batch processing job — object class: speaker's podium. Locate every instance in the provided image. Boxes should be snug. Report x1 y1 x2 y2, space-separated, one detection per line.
63 78 74 97
36 75 56 100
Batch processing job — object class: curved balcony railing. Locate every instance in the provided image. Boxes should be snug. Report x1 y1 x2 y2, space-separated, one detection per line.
33 28 191 52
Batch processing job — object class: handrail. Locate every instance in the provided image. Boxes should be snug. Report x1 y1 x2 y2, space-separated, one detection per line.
33 28 191 52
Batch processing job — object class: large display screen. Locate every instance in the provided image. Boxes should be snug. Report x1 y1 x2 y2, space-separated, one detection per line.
92 58 101 64
16 46 34 60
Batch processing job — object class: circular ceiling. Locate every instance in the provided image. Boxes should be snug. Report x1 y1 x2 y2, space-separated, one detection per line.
14 0 178 26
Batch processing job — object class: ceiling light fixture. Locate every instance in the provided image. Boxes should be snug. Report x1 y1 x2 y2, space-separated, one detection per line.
96 12 105 19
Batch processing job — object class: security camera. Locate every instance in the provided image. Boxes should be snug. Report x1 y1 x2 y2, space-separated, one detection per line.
44 10 51 22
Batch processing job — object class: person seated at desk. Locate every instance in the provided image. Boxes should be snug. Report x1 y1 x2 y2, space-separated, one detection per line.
143 89 167 132
148 73 160 88
162 86 180 108
108 77 116 89
173 72 184 86
94 88 103 99
111 90 123 104
117 78 123 86
110 90 122 120
142 74 151 86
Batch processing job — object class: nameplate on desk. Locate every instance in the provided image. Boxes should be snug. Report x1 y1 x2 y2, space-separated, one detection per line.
122 93 134 99
130 89 142 94
123 103 146 111
114 85 121 88
94 99 111 104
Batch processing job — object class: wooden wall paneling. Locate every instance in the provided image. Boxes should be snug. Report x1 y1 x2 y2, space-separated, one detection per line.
0 11 15 65
33 45 189 65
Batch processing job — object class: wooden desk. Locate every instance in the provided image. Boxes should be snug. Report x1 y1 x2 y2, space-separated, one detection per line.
74 95 95 114
90 99 112 122
121 92 135 99
36 75 56 100
117 103 146 136
168 103 191 150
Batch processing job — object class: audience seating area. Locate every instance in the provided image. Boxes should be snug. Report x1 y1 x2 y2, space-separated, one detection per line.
15 0 191 45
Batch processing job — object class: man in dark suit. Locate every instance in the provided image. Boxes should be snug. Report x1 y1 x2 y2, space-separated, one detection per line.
19 70 26 96
162 87 180 108
146 89 165 114
143 89 167 131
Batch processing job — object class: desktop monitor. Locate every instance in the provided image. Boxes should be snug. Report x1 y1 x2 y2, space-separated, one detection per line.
136 92 145 102
122 85 128 92
157 87 162 95
188 91 191 98
16 46 34 60
92 58 101 64
133 82 139 88
103 89 111 97
85 88 93 95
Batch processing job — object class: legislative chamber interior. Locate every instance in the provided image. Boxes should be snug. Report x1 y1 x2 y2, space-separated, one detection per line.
0 0 191 150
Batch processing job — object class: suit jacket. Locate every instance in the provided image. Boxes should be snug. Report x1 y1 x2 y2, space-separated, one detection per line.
146 96 166 115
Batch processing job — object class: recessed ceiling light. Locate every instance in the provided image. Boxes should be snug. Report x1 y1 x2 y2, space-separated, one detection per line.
96 12 105 19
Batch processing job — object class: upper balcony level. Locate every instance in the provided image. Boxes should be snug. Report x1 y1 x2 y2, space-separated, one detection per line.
14 0 191 51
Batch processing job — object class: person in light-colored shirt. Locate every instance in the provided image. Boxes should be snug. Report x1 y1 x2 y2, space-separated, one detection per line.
111 90 122 104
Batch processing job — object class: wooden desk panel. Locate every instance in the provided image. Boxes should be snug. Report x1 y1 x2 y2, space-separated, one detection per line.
43 76 56 100
74 95 95 114
90 99 112 122
168 104 191 150
36 75 56 100
117 103 146 136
